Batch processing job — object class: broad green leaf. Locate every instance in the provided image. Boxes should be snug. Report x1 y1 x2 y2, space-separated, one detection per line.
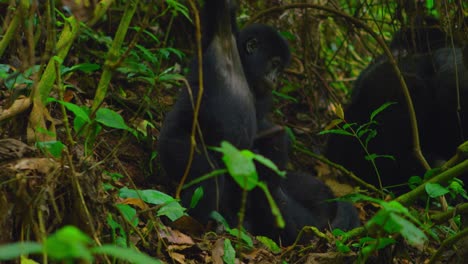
36 141 65 158
157 200 186 221
0 242 43 260
256 236 281 254
116 204 139 227
217 141 258 190
91 245 162 264
119 188 185 221
44 226 93 261
228 229 253 247
223 239 236 264
119 187 174 204
96 108 130 130
47 98 91 123
388 213 427 247
425 183 449 198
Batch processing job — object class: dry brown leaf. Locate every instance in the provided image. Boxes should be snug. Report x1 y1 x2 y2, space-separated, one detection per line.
167 250 186 264
212 238 225 264
10 158 58 175
120 198 147 210
160 226 194 245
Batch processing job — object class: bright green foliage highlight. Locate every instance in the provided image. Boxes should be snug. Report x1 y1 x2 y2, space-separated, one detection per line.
223 239 236 264
0 242 42 261
119 187 186 221
116 204 139 227
0 226 162 263
45 225 93 261
256 236 281 254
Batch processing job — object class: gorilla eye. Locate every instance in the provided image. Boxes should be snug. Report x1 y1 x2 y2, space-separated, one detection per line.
246 38 258 54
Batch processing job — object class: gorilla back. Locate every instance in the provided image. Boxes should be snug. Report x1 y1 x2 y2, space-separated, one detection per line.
157 0 256 223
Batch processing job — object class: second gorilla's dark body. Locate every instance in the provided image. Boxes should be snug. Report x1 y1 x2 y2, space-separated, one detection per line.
326 23 468 190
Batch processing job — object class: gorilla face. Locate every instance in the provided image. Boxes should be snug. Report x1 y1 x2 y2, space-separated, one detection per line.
237 23 291 98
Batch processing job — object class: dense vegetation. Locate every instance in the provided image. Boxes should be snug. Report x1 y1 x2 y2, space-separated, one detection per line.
0 1 467 263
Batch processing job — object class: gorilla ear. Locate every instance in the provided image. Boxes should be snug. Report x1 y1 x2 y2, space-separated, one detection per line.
246 37 259 54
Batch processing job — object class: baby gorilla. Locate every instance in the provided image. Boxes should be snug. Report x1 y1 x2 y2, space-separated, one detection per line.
249 120 360 245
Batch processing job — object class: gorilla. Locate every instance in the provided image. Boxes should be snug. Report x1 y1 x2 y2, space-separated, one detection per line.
158 0 256 224
326 20 468 190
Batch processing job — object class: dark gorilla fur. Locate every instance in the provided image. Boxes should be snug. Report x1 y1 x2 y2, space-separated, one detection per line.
326 19 468 190
249 120 360 244
236 25 360 243
158 0 256 224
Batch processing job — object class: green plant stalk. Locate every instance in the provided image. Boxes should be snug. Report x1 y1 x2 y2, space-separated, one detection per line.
396 159 468 206
88 0 116 27
91 0 139 113
343 123 384 192
0 4 20 57
33 16 80 102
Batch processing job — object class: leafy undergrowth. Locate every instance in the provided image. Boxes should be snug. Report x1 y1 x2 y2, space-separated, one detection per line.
1 1 468 264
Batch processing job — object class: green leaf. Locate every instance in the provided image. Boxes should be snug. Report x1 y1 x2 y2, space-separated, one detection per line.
408 176 423 190
190 186 204 209
216 141 258 191
157 200 186 221
318 129 353 136
36 141 65 158
228 228 253 247
91 245 162 264
223 239 236 264
0 242 43 260
335 240 351 253
96 108 130 130
118 188 185 221
425 183 449 198
116 204 139 227
370 102 396 121
135 44 158 64
256 236 281 254
119 187 173 204
44 226 93 261
256 182 285 228
211 211 231 230
47 98 91 123
62 63 100 75
252 153 286 178
106 213 127 247
335 104 345 120
388 213 427 247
